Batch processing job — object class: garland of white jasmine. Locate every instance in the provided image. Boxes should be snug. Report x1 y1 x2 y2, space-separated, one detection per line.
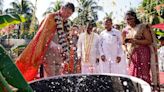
54 14 70 63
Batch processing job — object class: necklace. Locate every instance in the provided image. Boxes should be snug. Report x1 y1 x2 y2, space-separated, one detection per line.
84 32 94 63
54 13 70 63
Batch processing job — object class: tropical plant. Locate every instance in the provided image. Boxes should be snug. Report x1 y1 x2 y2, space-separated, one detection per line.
105 12 113 19
5 0 34 17
95 20 104 33
43 0 62 16
29 0 39 37
137 0 164 37
137 0 164 24
0 0 3 15
11 44 27 56
74 0 103 26
4 0 37 38
0 14 26 29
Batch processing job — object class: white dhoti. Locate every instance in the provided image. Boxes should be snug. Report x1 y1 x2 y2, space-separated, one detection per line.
81 64 98 74
99 54 128 75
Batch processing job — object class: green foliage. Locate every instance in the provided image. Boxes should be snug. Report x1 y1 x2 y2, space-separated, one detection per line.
138 0 164 24
95 21 104 33
155 30 164 36
3 0 39 39
154 28 164 37
11 44 27 55
137 0 164 37
105 12 113 19
0 0 3 14
0 14 26 29
74 0 103 26
43 0 62 16
20 30 36 39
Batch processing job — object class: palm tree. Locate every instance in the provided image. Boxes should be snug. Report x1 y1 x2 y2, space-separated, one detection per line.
0 0 3 15
29 0 39 38
43 0 62 16
5 0 34 17
4 0 35 38
74 0 103 25
105 12 113 19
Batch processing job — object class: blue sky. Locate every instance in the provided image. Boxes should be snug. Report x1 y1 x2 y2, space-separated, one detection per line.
3 0 142 24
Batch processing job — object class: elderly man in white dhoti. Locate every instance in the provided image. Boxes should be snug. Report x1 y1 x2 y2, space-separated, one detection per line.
77 21 100 74
99 17 127 74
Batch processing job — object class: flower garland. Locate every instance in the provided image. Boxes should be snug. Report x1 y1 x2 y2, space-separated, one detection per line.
84 32 94 63
54 13 78 73
54 14 70 63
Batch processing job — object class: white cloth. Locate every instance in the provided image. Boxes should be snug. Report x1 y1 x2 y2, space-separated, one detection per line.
99 28 127 74
158 46 164 71
77 32 100 73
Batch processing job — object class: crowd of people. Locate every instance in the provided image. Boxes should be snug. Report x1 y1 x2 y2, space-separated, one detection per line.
15 2 163 91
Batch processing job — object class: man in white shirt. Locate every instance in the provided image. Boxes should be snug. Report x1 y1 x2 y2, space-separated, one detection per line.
99 17 126 74
77 22 100 73
158 37 164 72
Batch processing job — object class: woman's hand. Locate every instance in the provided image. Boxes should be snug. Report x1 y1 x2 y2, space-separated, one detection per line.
116 56 121 63
96 58 99 63
125 38 137 44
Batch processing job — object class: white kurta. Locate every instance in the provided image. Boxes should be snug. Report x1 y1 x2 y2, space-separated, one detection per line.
77 32 100 74
99 28 127 74
158 46 164 72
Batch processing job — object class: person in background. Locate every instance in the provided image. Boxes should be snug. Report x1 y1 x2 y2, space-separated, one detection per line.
70 25 79 47
77 21 100 73
158 36 164 72
99 17 123 74
113 24 128 75
113 24 121 30
69 25 79 73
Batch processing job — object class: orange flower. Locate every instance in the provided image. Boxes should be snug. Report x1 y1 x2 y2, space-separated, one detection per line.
154 4 164 11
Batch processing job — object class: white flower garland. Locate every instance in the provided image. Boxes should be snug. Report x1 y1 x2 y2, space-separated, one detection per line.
54 14 70 63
